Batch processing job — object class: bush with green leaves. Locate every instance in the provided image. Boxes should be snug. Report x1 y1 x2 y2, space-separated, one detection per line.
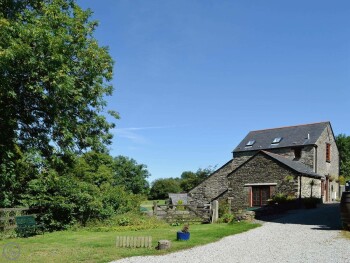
149 178 182 200
218 213 235 223
85 212 167 232
218 199 231 217
268 193 296 205
20 154 144 231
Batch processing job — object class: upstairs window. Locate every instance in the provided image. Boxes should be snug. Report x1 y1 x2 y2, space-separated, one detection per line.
271 137 282 144
294 147 302 159
326 143 331 162
246 140 255 147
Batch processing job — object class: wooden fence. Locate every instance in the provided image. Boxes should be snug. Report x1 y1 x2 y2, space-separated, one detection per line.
0 208 30 231
116 236 152 248
153 202 212 223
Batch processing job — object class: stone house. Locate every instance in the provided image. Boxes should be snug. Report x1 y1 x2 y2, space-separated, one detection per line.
188 122 339 211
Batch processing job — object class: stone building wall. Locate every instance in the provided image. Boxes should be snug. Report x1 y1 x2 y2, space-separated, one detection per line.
227 153 319 211
188 160 233 205
188 152 255 204
315 124 339 177
188 123 339 206
315 124 339 201
261 146 315 170
300 177 322 198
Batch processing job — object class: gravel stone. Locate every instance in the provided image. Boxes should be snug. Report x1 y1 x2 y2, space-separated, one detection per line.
111 203 350 263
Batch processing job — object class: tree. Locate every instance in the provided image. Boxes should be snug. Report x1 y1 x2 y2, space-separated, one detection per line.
0 0 117 167
179 171 197 192
180 167 215 192
73 151 114 188
21 152 145 230
113 156 150 195
336 134 350 179
0 0 118 206
149 178 182 200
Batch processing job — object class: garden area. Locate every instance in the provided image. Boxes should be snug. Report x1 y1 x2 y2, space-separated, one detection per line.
0 213 260 263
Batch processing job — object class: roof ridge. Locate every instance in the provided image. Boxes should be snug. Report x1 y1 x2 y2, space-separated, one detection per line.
261 150 285 158
250 121 329 133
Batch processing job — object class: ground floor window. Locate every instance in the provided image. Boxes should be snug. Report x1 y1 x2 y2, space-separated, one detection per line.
252 186 270 206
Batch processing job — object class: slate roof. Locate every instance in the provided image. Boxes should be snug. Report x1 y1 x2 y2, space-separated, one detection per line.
168 193 188 205
262 151 324 179
233 122 329 153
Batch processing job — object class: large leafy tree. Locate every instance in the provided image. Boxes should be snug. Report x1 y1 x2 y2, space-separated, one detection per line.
0 0 118 206
180 167 215 192
149 178 182 200
72 152 151 195
0 0 117 162
336 134 350 179
113 156 150 195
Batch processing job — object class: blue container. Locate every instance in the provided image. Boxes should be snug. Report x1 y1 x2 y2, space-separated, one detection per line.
177 231 190 241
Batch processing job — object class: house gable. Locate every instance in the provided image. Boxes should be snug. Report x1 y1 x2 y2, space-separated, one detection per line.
188 159 234 204
188 121 339 207
227 151 322 211
314 122 339 176
227 151 323 180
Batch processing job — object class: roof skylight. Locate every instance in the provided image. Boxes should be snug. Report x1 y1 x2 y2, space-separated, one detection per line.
272 137 282 144
246 140 255 147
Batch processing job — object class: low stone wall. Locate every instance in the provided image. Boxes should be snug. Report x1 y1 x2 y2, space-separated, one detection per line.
235 211 255 222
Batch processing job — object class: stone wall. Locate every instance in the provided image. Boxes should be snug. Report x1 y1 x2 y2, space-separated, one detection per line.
188 160 233 205
231 151 256 167
315 124 339 201
228 153 304 211
261 145 315 170
300 176 322 198
188 152 255 204
315 124 339 177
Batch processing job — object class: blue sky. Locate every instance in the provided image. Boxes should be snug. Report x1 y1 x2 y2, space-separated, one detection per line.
77 1 350 183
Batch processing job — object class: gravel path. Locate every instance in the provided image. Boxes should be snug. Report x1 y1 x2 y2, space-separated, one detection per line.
112 203 350 263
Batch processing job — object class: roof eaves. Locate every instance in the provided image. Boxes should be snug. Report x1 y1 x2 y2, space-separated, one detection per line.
261 150 323 179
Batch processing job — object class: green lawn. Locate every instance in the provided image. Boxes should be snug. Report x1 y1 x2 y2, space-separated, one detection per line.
140 200 166 211
0 222 260 263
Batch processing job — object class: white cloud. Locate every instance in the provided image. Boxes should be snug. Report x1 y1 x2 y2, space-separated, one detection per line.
117 125 179 131
112 125 187 144
115 129 148 144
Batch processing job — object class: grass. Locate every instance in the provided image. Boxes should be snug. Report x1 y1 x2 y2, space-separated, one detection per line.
0 221 260 263
341 230 350 240
140 200 166 211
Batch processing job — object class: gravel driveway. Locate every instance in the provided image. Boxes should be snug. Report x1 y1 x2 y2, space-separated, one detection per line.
112 203 350 263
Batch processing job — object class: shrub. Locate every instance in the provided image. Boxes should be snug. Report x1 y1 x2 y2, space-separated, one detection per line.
218 199 231 217
85 212 167 231
219 213 234 223
181 224 189 233
338 175 346 185
177 199 184 211
268 193 296 205
22 172 143 231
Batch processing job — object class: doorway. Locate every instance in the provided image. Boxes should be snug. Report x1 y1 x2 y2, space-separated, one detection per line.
252 186 270 206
